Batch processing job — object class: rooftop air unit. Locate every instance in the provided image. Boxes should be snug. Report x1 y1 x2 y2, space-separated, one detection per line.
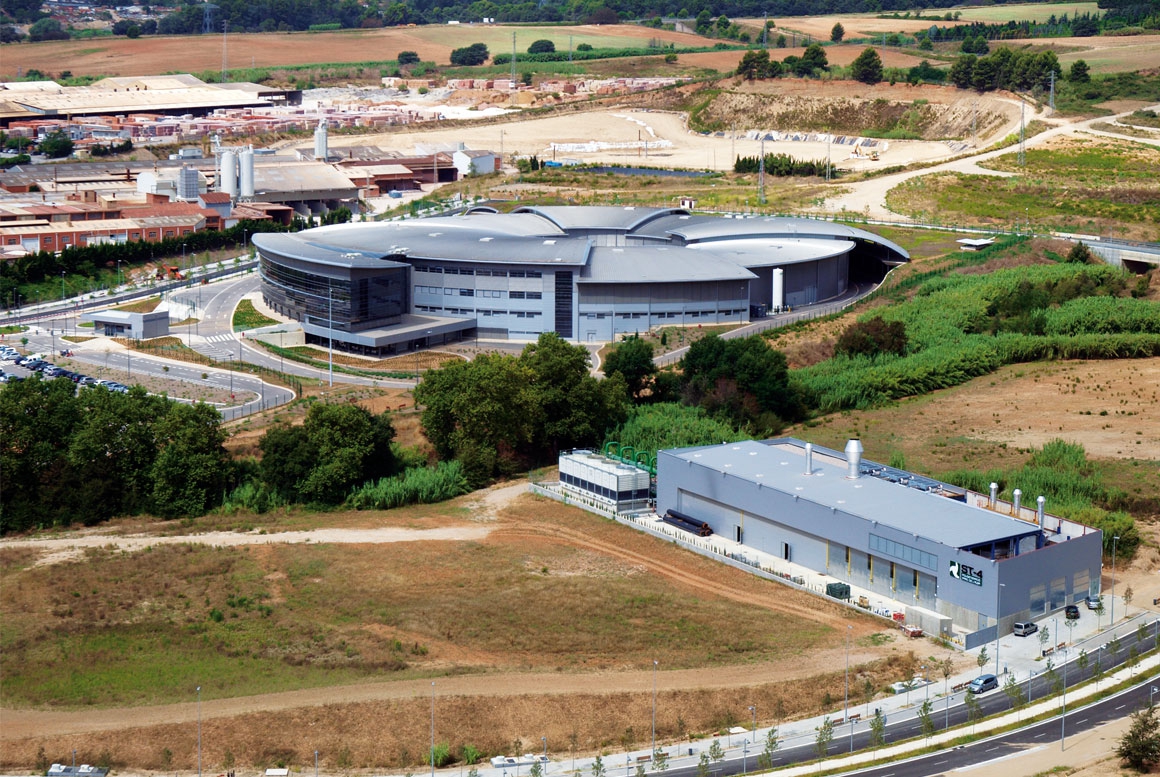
176 165 199 201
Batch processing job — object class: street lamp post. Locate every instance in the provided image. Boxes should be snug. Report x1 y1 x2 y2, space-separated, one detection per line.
652 659 658 759
741 739 748 775
845 624 853 751
1110 535 1120 627
1060 647 1068 750
315 750 319 777
196 685 202 777
60 270 66 301
995 582 1006 678
430 681 436 777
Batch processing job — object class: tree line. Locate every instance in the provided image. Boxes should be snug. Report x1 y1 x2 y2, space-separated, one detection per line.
0 380 231 532
2 220 285 312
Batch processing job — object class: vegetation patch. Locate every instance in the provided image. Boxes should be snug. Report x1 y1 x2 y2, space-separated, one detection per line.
112 296 161 314
232 299 279 331
886 136 1160 239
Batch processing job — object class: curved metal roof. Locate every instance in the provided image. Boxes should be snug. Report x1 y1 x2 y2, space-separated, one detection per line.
513 205 689 233
255 207 908 281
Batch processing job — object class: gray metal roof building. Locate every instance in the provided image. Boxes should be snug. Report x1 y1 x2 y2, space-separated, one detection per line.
656 438 1103 644
253 206 909 353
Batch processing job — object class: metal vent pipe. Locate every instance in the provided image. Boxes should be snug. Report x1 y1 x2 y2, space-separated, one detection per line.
844 439 863 479
1013 488 1022 515
804 443 813 475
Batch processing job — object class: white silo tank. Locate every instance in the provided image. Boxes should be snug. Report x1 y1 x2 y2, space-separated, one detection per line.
177 165 200 201
772 267 785 311
239 147 255 198
220 149 238 196
314 119 329 161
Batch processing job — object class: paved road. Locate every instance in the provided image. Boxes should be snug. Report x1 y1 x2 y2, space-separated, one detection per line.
823 101 1160 221
661 622 1159 777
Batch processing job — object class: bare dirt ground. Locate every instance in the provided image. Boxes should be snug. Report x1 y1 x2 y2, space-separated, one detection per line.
332 85 1015 173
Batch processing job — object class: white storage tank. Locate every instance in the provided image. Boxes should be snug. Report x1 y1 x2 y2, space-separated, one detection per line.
239 147 255 198
313 119 328 161
220 149 237 196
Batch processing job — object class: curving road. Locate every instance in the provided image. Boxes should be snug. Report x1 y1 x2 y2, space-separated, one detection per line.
822 101 1160 221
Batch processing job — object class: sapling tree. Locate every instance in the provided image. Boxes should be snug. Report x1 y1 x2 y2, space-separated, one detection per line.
869 709 886 748
814 718 834 759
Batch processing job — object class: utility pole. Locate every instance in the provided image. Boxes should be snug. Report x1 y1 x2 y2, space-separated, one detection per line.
1049 69 1056 114
826 131 832 183
762 14 768 48
511 31 517 87
569 35 573 62
221 21 228 84
327 280 333 387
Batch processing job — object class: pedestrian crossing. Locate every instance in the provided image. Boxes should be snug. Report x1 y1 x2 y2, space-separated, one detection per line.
205 333 237 344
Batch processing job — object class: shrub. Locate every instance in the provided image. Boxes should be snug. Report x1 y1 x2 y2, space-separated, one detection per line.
528 38 555 54
398 50 420 65
347 461 471 510
450 43 489 66
834 317 907 358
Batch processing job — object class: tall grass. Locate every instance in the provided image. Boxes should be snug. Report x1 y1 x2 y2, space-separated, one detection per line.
940 440 1139 558
348 462 470 510
795 261 1159 412
606 403 747 456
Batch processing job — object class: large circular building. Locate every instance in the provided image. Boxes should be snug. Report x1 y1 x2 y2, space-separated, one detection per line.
253 206 908 355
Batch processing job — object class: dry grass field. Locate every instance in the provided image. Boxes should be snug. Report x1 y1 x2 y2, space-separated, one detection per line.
0 487 928 769
0 23 711 80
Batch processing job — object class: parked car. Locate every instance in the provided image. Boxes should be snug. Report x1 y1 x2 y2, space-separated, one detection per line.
78 376 97 386
1065 604 1080 620
1085 596 1103 610
1013 621 1038 637
968 674 998 694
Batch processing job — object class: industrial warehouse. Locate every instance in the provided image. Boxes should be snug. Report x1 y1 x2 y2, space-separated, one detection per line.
546 438 1105 646
649 439 1104 645
251 205 908 351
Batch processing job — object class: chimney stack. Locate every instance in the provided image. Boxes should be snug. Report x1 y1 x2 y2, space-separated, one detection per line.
844 439 863 480
804 443 813 475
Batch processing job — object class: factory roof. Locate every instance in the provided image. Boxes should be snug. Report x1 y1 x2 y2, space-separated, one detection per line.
253 162 359 196
685 237 855 269
513 205 688 233
664 439 1040 549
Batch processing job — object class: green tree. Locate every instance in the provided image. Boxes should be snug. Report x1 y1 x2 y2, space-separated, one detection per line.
652 750 668 773
1115 704 1160 771
964 691 983 726
708 740 725 763
796 43 829 76
528 39 555 54
976 645 989 670
150 401 231 517
1002 674 1024 714
950 54 976 89
814 717 834 759
38 129 74 158
602 336 656 398
301 402 396 503
696 752 710 777
918 699 935 738
737 49 772 80
869 709 886 748
757 726 779 770
398 50 420 65
1067 242 1093 263
591 755 606 777
1068 59 1090 83
830 22 844 42
849 47 884 85
450 42 489 66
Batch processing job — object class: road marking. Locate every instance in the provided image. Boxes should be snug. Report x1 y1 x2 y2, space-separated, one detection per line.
934 760 948 766
955 747 1043 772
1115 704 1127 710
1077 718 1088 725
984 747 1001 752
1033 733 1046 738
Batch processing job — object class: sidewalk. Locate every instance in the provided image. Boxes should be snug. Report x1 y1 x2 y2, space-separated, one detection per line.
447 646 1159 777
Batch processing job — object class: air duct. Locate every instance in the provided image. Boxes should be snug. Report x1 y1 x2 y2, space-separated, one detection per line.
989 482 998 508
1037 496 1046 528
1012 488 1022 515
804 443 813 475
844 439 863 479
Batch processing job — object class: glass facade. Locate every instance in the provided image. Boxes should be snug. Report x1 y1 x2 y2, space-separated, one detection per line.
261 253 408 332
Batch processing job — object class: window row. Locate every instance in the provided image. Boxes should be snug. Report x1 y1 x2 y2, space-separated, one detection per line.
869 534 938 572
414 265 543 279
